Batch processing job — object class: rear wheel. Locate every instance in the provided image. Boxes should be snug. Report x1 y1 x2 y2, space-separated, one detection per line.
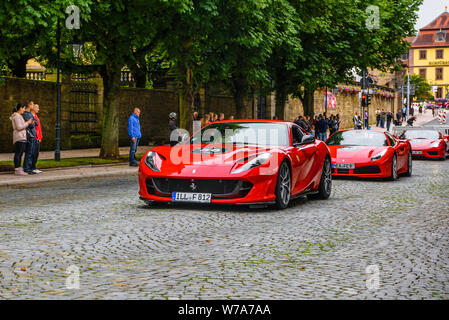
404 152 412 177
387 154 398 181
308 156 332 200
275 161 291 209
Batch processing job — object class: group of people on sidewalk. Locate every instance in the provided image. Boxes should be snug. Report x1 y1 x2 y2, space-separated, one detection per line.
10 100 43 175
293 113 340 141
126 109 237 165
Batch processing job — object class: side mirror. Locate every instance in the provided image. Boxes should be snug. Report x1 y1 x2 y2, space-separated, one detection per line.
301 135 315 145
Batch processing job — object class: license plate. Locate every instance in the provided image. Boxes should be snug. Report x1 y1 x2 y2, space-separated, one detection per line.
412 151 423 155
172 192 211 203
332 163 355 169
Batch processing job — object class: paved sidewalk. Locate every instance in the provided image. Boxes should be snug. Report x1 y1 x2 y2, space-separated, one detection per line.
0 163 139 188
0 145 151 162
0 146 152 188
370 108 436 133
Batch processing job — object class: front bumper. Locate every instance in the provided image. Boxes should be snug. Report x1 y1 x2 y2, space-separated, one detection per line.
411 147 445 159
330 158 391 178
138 163 279 204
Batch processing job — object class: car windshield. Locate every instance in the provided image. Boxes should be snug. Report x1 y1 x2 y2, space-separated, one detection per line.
190 122 289 147
400 130 440 140
326 130 389 147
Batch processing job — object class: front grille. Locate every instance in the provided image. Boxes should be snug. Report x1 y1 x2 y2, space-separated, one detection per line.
148 178 252 199
428 151 438 155
337 169 350 174
354 165 381 174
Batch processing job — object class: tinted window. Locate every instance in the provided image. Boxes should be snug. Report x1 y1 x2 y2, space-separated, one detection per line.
385 132 396 146
400 130 440 140
190 122 289 146
291 125 304 145
326 130 389 147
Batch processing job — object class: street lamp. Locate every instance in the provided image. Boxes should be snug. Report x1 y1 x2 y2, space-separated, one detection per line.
55 22 83 161
67 36 84 59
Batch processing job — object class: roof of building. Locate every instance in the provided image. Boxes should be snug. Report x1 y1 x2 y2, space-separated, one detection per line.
420 11 449 31
411 10 449 48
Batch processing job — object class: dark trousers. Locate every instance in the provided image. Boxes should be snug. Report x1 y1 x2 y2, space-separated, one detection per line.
14 141 27 169
23 138 37 173
129 138 140 165
31 141 40 171
386 121 391 132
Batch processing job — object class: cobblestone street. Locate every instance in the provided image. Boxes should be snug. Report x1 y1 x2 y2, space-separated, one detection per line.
0 160 448 300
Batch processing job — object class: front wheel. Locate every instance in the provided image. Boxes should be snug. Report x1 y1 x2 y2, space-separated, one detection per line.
404 152 412 177
387 154 398 181
275 161 291 209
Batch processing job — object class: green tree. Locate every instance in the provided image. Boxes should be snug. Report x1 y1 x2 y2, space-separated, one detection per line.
405 74 433 101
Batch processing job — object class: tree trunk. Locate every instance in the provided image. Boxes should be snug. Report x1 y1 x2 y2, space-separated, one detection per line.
275 86 288 120
302 88 315 117
178 65 194 133
100 63 122 159
9 55 29 78
232 77 250 119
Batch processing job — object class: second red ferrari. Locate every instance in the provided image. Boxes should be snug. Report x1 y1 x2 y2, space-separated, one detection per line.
326 129 412 180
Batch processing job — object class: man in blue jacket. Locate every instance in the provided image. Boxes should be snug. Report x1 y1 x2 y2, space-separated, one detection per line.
128 108 142 166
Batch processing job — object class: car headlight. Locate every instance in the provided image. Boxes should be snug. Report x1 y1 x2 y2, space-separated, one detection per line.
431 142 441 148
371 149 387 161
231 153 272 174
145 151 161 171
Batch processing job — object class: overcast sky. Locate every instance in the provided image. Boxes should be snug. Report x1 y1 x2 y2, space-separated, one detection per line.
415 0 447 30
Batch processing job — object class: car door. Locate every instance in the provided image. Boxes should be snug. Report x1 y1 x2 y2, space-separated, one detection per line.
290 125 317 194
386 132 407 170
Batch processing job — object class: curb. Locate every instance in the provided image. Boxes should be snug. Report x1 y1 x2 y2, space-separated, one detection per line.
0 166 138 188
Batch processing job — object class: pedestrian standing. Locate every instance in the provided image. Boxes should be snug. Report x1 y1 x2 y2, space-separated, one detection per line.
335 114 340 131
364 110 369 129
380 109 386 128
386 111 393 132
317 115 328 141
22 101 38 174
128 107 142 167
30 103 43 174
375 109 380 127
10 103 33 175
402 105 407 120
168 112 178 147
353 112 362 129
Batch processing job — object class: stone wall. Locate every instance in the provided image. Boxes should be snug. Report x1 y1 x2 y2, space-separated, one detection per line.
0 77 62 153
0 77 397 153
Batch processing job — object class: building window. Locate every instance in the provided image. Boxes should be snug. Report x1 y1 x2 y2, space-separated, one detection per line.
436 68 443 80
419 50 427 60
436 49 444 59
436 31 446 42
419 69 426 78
436 87 443 99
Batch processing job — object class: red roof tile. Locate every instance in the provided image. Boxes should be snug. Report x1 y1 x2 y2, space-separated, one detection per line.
421 12 449 31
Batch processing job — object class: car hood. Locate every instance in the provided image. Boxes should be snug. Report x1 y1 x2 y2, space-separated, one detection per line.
146 144 282 177
408 139 439 147
328 145 388 162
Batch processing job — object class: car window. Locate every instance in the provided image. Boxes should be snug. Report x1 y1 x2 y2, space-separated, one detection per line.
385 132 396 146
326 130 389 147
291 125 304 145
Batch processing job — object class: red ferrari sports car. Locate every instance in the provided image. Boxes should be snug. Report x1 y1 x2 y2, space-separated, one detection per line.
138 120 332 209
326 129 412 180
397 129 449 160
